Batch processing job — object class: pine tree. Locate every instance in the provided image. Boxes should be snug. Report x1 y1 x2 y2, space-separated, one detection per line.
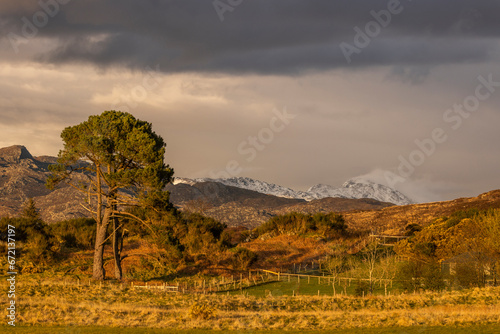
21 198 41 221
47 110 174 280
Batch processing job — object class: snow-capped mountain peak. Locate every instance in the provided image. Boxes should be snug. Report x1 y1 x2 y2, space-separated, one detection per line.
173 176 414 205
308 178 413 205
174 176 309 199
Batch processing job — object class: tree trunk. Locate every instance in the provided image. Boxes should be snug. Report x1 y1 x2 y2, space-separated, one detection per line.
92 207 111 280
113 217 123 280
93 222 108 280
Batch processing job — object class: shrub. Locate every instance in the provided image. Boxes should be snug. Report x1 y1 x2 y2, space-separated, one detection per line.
181 213 227 254
0 216 58 271
422 263 447 291
124 210 229 274
256 212 347 239
50 218 96 250
396 261 422 293
230 247 258 271
354 280 370 296
188 302 217 320
455 262 484 288
126 254 177 281
404 223 422 236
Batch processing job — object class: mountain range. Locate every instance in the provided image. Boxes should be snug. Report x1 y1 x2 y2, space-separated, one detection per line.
173 176 413 205
2 145 500 232
0 145 397 225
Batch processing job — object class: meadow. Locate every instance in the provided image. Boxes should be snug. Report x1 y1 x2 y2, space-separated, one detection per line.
3 274 500 332
3 324 500 334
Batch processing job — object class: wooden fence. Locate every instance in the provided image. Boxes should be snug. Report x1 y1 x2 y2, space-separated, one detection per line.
261 269 393 287
130 269 396 295
131 282 179 292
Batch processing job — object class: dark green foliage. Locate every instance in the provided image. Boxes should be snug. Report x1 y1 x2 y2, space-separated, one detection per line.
0 216 44 243
396 261 447 292
144 211 228 256
422 263 446 291
50 218 96 250
125 208 229 276
404 223 422 237
148 211 185 263
441 208 481 228
455 262 485 288
181 213 227 254
415 241 437 257
126 254 178 281
230 247 258 270
47 110 174 194
21 198 41 221
396 261 422 293
219 227 247 247
354 280 370 296
256 212 347 239
46 110 175 280
0 216 58 271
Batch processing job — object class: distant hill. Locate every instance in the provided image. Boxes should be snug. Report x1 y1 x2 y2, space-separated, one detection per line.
173 176 414 205
0 145 86 222
2 145 500 233
0 145 396 226
165 181 395 228
341 189 500 235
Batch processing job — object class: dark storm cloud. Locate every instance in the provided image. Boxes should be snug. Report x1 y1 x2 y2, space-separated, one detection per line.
1 0 500 73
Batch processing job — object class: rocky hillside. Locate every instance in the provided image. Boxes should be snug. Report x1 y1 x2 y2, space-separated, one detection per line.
2 145 500 233
163 180 397 228
341 189 500 235
0 145 86 222
0 145 395 226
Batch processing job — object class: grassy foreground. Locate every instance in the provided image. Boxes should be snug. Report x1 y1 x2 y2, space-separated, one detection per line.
3 276 500 331
2 324 500 333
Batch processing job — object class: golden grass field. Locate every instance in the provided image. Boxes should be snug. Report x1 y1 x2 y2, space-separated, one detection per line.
3 275 500 331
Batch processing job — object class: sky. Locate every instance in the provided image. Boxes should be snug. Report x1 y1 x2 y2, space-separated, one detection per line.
1 0 500 203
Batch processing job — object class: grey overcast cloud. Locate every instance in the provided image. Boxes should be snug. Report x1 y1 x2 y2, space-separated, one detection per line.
1 0 500 203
